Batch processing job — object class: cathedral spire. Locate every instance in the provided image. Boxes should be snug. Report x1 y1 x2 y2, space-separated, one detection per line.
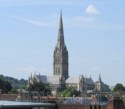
53 12 69 80
57 11 65 48
98 74 102 83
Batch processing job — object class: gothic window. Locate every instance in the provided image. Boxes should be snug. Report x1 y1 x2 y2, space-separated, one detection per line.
56 68 58 74
57 57 58 63
58 68 60 74
57 57 60 63
56 57 57 63
55 57 57 63
55 68 56 74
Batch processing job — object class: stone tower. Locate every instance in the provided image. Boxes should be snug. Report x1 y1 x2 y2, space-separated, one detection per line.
95 74 102 91
53 12 69 80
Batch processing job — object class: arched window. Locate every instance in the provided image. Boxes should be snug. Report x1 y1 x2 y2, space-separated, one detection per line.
57 57 59 63
56 68 58 74
58 68 60 74
55 57 57 63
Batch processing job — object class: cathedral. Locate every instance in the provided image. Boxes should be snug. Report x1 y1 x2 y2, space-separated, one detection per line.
28 12 104 94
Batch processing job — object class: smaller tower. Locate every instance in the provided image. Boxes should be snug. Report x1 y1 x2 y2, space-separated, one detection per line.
95 74 102 91
98 74 102 91
98 74 102 83
84 75 87 93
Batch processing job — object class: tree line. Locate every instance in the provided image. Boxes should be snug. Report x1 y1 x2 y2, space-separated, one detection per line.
0 74 125 95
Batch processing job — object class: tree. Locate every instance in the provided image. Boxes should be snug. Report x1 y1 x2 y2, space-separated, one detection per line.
3 81 12 93
0 78 12 93
0 75 27 93
113 83 124 92
44 84 51 94
58 87 81 97
27 81 51 95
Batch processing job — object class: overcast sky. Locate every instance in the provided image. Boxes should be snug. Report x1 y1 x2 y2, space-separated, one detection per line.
0 0 125 86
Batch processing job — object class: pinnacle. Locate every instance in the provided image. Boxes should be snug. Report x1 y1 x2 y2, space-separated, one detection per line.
57 11 65 48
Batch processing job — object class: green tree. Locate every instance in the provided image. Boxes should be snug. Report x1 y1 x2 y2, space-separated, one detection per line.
0 78 12 93
113 83 124 92
59 87 81 97
44 84 51 94
0 75 27 93
3 81 12 93
27 81 51 95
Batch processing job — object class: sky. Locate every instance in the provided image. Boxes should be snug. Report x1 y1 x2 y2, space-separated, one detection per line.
0 0 125 86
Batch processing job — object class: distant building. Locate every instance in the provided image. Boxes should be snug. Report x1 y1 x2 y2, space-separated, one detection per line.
28 12 108 94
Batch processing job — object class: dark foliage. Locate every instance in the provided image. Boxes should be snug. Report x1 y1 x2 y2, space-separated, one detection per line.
113 83 124 92
0 78 12 93
0 75 27 93
27 81 51 95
